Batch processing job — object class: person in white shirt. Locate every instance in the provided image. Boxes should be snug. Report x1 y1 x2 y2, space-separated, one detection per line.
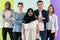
46 5 58 40
34 1 49 40
2 2 14 40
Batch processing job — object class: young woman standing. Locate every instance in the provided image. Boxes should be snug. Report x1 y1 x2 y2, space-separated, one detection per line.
46 5 58 40
12 2 25 40
2 2 14 40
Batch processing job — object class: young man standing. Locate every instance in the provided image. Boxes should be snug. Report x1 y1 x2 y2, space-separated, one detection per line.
34 1 49 40
12 2 25 40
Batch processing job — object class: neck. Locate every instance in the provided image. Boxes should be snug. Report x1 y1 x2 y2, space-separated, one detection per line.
49 13 53 15
39 9 43 12
17 9 22 13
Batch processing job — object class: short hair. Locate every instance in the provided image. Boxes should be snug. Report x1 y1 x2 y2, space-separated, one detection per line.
37 0 43 4
18 2 23 6
48 5 54 13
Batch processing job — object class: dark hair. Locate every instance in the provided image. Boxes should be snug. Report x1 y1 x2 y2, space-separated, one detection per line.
5 2 11 10
26 8 34 14
18 2 23 6
23 8 36 23
37 0 43 4
48 5 54 13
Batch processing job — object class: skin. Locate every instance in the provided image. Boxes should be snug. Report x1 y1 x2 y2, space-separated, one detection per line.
5 3 11 10
28 10 33 17
17 4 23 13
48 6 53 15
37 2 43 11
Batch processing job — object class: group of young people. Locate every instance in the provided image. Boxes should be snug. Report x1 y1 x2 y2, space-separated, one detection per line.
2 0 58 40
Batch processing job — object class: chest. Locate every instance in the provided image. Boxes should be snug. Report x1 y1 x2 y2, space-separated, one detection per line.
5 10 12 18
15 14 24 20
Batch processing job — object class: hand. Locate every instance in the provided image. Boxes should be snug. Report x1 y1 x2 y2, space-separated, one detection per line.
12 17 16 21
42 17 45 19
38 17 43 22
54 32 57 37
35 15 38 18
22 24 25 34
36 24 39 34
38 17 45 22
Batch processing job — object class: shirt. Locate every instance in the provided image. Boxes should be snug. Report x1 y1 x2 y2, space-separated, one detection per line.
38 11 44 31
46 14 58 33
13 12 25 32
2 10 14 28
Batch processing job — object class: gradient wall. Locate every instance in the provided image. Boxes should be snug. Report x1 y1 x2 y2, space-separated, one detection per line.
0 0 60 40
50 0 60 40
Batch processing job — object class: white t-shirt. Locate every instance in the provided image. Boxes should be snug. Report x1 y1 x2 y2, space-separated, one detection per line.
46 14 58 33
46 15 53 30
38 11 44 31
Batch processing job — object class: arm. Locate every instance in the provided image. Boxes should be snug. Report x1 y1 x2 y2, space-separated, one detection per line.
54 15 58 37
43 11 49 23
55 16 58 32
22 23 25 34
36 24 39 34
2 11 14 22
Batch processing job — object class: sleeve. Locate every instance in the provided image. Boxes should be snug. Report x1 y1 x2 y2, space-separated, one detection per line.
34 10 39 18
14 14 25 24
3 10 14 22
43 11 49 23
54 15 58 32
14 20 22 24
2 11 5 19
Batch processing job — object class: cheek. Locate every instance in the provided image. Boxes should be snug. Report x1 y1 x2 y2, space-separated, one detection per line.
28 13 30 16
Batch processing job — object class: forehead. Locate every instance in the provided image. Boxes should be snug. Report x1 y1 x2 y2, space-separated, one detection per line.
6 3 10 5
18 4 23 6
37 2 43 5
49 6 53 8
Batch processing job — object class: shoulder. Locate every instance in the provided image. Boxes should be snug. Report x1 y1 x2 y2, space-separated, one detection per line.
34 9 38 12
53 14 58 19
2 10 6 15
53 14 57 17
13 12 17 16
42 9 47 13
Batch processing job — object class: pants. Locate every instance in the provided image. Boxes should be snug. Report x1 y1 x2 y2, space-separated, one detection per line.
13 32 22 40
46 30 55 40
39 31 47 40
2 28 13 40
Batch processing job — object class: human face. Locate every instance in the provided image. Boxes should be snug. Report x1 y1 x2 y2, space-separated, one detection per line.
37 2 43 10
48 6 53 14
5 3 11 10
28 10 33 17
18 4 23 11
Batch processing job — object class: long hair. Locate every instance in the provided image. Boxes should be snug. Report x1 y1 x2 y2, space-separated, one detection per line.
5 2 11 10
48 5 54 13
23 8 36 23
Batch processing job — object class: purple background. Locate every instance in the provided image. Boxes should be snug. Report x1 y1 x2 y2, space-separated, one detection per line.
50 0 60 40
